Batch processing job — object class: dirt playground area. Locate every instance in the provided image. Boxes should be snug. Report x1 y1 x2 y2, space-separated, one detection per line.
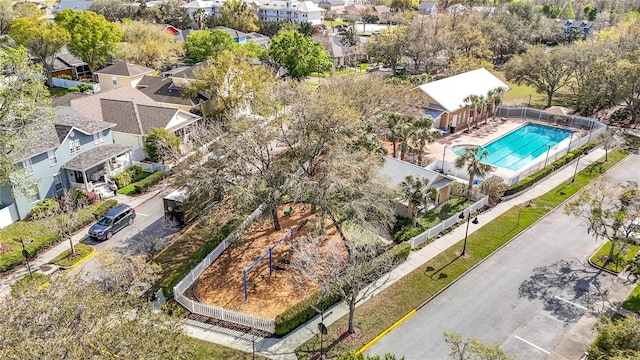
194 203 345 319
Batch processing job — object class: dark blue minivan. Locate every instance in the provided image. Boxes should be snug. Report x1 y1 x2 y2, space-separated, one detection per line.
88 204 136 240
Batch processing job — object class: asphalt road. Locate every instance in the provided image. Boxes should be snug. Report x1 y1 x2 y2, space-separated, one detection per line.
367 155 638 360
79 186 177 274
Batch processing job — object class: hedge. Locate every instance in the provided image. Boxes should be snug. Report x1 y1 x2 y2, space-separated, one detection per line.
29 198 60 220
112 165 145 188
274 242 411 336
91 199 118 219
504 142 597 196
132 171 168 193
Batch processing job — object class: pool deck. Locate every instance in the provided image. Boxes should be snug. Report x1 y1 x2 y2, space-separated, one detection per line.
428 117 588 180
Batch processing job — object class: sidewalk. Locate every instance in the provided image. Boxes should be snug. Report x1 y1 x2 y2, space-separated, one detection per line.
185 148 636 359
0 184 169 299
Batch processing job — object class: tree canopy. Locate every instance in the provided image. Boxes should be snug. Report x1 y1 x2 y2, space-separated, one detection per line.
185 29 237 63
55 9 123 71
269 30 332 79
219 0 259 33
119 20 185 70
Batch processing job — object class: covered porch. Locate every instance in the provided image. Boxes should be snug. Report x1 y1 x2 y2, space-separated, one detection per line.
63 144 133 194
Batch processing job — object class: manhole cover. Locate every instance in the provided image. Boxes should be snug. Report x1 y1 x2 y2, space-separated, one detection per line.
40 265 52 272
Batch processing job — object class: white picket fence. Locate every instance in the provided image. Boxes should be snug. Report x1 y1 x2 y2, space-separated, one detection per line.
173 205 277 333
409 195 489 249
51 77 100 92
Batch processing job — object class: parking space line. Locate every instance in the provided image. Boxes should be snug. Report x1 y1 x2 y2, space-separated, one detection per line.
136 213 149 217
514 335 551 355
554 295 589 311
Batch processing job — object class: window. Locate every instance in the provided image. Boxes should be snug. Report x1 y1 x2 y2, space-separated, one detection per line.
93 132 104 144
69 140 75 154
27 184 40 202
111 76 118 85
74 139 80 153
47 150 57 166
22 159 33 175
53 173 63 191
69 139 81 154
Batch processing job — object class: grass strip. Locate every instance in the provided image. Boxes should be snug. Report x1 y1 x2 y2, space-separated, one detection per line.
187 336 268 360
622 284 640 313
589 242 640 273
295 149 629 358
50 243 94 267
10 272 51 298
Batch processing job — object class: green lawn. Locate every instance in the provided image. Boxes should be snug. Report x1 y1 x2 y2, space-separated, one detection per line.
295 149 629 358
10 272 51 298
324 20 350 28
50 243 94 267
590 241 640 273
0 200 116 273
622 284 640 313
490 70 574 108
48 87 72 97
188 337 268 359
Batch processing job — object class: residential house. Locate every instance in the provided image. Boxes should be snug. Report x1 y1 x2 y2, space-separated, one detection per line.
52 0 94 15
317 0 346 11
379 156 454 217
181 0 227 18
373 5 390 17
471 6 496 14
136 75 207 111
557 19 594 37
414 68 509 134
51 53 92 81
446 3 465 15
213 26 271 47
251 0 325 25
55 87 202 162
334 3 366 16
0 107 131 224
94 62 155 92
417 1 437 15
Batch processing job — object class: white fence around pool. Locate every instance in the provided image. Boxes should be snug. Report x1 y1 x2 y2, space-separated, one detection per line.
172 205 277 334
409 195 489 249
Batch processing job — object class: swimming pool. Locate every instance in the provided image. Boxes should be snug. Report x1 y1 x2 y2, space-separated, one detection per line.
452 123 574 171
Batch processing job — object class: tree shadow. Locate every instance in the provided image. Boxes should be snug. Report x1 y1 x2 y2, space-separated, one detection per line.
518 259 617 323
425 254 461 280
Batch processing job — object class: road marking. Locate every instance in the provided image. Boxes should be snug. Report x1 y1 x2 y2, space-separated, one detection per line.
554 295 589 311
514 335 551 355
136 213 149 217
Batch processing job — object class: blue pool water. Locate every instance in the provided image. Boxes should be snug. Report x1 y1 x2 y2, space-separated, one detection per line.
452 123 574 171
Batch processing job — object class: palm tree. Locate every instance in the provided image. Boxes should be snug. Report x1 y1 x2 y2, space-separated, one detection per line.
486 86 506 124
455 147 493 199
462 94 478 132
193 8 207 30
473 94 487 128
396 121 416 161
387 114 408 158
413 116 439 165
400 175 431 225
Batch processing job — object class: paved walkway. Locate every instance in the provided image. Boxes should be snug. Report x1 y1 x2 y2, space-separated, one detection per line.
0 184 169 299
185 148 636 360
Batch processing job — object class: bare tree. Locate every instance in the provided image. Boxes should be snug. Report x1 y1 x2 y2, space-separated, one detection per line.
291 233 405 334
443 332 514 360
565 180 640 262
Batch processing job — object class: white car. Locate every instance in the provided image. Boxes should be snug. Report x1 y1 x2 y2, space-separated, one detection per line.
626 220 640 244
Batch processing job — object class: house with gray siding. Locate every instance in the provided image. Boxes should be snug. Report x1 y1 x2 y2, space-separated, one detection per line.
0 107 131 226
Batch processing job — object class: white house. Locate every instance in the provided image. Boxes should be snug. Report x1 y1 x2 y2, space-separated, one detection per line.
182 0 324 25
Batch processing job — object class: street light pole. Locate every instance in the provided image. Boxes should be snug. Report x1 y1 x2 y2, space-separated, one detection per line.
441 145 448 174
458 211 478 256
571 150 585 183
543 144 552 168
13 237 34 276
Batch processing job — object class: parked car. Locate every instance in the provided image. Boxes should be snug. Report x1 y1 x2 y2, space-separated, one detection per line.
372 30 381 35
88 204 136 240
335 24 348 32
366 65 380 72
394 67 407 75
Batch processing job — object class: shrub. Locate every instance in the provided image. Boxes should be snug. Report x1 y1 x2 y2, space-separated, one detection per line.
275 293 342 336
91 199 118 219
132 171 168 193
144 128 181 163
479 176 507 205
68 86 80 92
86 192 98 205
112 165 144 188
59 74 72 80
29 198 60 220
77 84 91 92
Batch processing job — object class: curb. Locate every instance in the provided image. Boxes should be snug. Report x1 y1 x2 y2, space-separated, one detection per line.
57 246 96 270
355 151 628 355
356 309 416 355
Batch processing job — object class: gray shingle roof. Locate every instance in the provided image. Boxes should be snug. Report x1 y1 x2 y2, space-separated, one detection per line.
100 99 144 135
137 75 204 107
379 156 444 187
94 62 155 77
16 120 60 161
68 87 158 122
136 104 179 133
62 144 132 172
55 113 115 135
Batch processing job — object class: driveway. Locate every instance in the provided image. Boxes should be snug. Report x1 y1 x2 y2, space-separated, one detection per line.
366 155 638 360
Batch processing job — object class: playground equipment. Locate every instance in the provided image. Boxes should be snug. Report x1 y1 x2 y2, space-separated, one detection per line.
242 227 295 301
